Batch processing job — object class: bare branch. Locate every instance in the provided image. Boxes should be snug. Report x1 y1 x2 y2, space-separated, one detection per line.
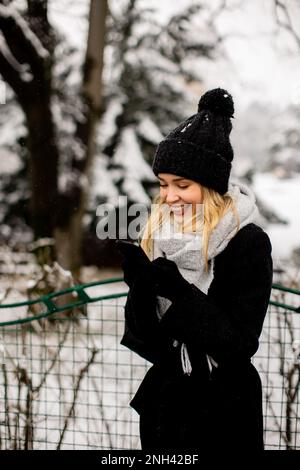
0 42 30 100
0 4 49 81
1 364 11 445
57 348 99 450
33 322 71 394
273 0 300 48
91 374 114 449
265 389 289 446
206 0 245 29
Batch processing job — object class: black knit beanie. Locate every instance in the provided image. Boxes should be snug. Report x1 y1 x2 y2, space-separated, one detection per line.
152 88 235 195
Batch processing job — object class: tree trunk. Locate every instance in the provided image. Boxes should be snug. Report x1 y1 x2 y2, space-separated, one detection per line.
53 0 108 275
26 98 59 237
0 1 59 239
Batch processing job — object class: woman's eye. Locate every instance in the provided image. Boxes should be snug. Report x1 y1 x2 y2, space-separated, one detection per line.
159 184 189 188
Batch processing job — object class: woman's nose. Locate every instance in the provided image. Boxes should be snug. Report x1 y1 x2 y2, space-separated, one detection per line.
165 190 180 204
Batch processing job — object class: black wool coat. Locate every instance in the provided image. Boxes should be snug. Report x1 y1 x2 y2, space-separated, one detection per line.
120 223 273 451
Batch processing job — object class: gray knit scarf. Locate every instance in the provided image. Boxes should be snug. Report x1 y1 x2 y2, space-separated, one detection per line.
151 179 260 376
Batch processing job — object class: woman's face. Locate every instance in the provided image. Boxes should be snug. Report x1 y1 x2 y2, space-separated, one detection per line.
158 173 203 217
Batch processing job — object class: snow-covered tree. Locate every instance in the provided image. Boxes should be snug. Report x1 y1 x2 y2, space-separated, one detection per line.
264 105 300 178
0 0 222 271
0 0 108 273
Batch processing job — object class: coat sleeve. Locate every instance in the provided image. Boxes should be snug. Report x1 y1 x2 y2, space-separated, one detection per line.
120 275 174 364
158 230 273 362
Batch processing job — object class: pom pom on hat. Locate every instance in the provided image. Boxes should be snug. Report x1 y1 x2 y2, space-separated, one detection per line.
198 87 234 118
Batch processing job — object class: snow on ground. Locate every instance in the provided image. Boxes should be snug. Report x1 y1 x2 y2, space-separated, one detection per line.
252 173 300 260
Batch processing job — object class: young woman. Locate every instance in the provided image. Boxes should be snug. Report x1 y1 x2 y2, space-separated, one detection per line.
120 88 273 451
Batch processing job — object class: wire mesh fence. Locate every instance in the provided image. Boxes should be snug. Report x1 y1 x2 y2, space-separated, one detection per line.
253 284 300 450
0 279 299 450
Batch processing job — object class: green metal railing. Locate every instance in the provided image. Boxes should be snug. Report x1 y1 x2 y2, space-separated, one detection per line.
0 279 299 450
0 278 127 326
269 283 300 313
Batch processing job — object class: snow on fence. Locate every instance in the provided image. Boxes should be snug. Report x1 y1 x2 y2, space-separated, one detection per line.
0 279 299 450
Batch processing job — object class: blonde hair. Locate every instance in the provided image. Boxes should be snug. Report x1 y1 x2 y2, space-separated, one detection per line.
140 184 240 272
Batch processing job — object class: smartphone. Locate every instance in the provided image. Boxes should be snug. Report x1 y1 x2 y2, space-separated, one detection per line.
115 240 150 266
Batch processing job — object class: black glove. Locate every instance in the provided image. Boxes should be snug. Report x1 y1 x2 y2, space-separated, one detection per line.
116 240 153 289
121 258 143 288
151 257 192 301
124 266 159 340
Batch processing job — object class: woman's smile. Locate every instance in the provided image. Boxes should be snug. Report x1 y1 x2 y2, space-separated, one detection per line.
169 205 184 215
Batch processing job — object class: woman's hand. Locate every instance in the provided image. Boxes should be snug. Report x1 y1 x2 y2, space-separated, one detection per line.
117 241 152 289
151 257 192 301
121 258 141 288
123 262 159 340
